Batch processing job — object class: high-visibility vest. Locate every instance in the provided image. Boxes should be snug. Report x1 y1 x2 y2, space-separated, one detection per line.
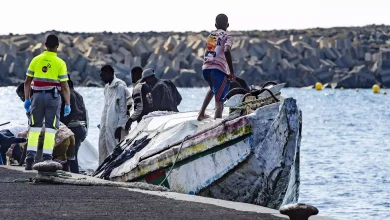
26 51 68 91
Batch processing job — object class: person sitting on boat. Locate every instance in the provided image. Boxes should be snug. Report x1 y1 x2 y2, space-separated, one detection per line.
125 68 182 131
197 13 236 121
98 65 130 164
0 127 27 165
59 74 88 174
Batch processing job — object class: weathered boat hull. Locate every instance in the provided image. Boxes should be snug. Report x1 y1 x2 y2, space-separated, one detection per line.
94 81 300 209
198 98 301 209
105 97 301 209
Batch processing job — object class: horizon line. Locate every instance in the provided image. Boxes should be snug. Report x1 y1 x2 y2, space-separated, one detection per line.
1 23 389 36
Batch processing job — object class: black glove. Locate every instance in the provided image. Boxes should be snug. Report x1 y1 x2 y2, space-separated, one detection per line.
125 119 132 131
114 127 122 140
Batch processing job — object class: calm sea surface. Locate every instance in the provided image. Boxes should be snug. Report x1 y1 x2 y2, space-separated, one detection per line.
0 86 389 220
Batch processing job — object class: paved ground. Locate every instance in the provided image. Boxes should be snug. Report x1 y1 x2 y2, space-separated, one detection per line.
0 167 285 220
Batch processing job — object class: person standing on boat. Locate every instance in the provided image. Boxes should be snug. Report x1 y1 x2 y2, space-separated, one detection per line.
131 66 143 88
23 34 71 170
142 68 182 112
98 65 130 164
125 67 153 131
60 74 88 173
125 68 182 130
197 14 235 121
126 66 144 119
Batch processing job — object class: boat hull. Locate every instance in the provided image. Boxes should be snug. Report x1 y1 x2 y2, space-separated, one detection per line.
199 98 301 209
114 98 301 209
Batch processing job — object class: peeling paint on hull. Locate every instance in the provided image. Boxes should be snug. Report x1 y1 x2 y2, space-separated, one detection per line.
105 97 301 209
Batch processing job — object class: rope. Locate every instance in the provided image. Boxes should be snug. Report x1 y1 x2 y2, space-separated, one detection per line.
230 92 281 111
0 121 10 127
159 135 190 186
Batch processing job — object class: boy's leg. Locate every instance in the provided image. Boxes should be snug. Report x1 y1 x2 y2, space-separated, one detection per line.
214 100 224 119
197 89 213 121
197 69 213 121
211 69 230 119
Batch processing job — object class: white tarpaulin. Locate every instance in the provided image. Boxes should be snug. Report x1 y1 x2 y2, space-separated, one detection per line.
78 139 99 174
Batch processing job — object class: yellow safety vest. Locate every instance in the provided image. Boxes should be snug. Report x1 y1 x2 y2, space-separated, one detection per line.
26 51 68 91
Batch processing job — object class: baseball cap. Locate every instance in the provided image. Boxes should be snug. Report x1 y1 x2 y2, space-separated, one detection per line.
140 68 155 82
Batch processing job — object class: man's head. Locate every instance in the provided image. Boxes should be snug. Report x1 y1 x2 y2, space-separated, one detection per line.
16 83 25 102
45 34 59 52
140 68 156 85
215 14 229 31
131 66 143 84
100 65 115 84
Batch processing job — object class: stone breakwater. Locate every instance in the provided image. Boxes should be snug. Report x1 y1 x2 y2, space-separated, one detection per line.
1 25 390 88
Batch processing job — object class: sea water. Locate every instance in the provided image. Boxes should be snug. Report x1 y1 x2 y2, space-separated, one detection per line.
0 86 389 220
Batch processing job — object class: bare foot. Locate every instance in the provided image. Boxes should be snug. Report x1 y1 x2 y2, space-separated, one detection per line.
197 114 210 121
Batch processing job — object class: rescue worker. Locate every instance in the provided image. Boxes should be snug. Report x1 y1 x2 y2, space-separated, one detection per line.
60 74 88 173
98 65 130 164
23 34 71 170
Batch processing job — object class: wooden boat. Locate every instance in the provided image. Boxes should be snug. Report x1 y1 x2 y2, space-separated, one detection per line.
94 83 301 209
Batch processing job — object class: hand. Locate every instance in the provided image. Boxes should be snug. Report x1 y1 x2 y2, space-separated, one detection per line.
24 99 31 113
115 127 122 140
228 73 236 81
125 119 132 131
64 104 71 117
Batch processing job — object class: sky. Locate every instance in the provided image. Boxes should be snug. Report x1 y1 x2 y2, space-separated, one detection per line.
1 0 389 35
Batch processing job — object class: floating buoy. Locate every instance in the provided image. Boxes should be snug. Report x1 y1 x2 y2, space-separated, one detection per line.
315 82 323 90
372 84 380 94
356 88 359 92
340 87 344 90
384 91 387 95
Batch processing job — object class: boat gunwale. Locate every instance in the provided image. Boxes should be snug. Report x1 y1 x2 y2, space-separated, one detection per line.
130 134 253 187
111 116 253 181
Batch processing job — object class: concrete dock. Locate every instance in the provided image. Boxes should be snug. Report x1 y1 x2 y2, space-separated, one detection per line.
0 166 335 220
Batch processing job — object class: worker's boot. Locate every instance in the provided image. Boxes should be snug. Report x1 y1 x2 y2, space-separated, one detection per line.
25 162 33 171
62 162 70 172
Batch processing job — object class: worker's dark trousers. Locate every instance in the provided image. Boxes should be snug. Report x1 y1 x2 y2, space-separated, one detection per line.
69 125 87 173
26 91 61 163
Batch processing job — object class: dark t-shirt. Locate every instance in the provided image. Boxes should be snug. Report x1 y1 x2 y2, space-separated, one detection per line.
151 80 182 112
60 89 87 125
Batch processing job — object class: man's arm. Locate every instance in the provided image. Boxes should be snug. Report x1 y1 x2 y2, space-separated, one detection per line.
59 61 70 105
117 85 128 129
129 85 144 122
169 81 182 106
60 82 71 105
24 76 33 101
224 35 235 80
